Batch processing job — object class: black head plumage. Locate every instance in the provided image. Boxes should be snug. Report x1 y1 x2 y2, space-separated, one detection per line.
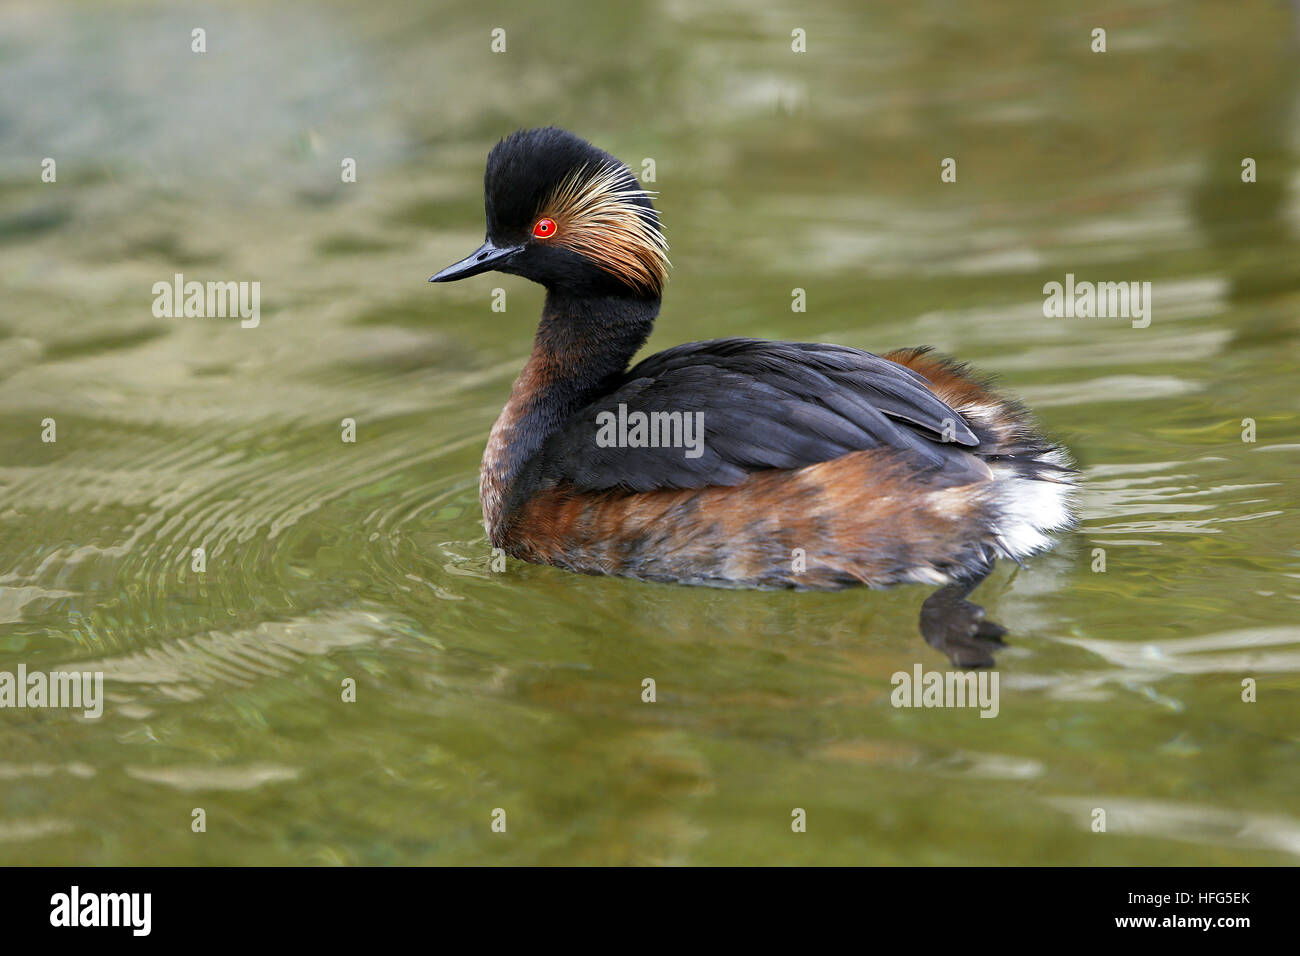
432 127 669 297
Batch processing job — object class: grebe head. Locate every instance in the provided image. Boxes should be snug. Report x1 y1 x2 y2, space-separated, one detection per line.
430 127 669 298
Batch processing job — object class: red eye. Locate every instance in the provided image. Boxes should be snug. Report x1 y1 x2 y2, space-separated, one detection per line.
532 218 557 239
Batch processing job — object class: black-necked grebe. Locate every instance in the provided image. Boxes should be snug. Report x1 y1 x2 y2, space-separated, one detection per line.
431 127 1077 667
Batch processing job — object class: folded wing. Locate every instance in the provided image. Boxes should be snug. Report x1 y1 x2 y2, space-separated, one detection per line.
525 338 982 493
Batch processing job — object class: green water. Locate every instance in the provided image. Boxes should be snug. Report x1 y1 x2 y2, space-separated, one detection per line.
1 0 1298 865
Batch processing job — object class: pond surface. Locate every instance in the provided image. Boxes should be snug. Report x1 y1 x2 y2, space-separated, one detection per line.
1 0 1297 864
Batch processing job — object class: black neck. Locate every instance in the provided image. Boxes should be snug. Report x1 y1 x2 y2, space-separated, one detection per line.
534 289 659 387
484 291 659 529
518 291 659 451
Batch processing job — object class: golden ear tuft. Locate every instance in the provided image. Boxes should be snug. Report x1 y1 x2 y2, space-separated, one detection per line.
540 163 671 295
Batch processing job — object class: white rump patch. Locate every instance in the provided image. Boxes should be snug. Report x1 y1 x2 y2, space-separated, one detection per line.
989 450 1077 559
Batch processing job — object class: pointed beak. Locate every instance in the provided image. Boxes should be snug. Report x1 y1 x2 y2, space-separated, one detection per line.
429 239 523 282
